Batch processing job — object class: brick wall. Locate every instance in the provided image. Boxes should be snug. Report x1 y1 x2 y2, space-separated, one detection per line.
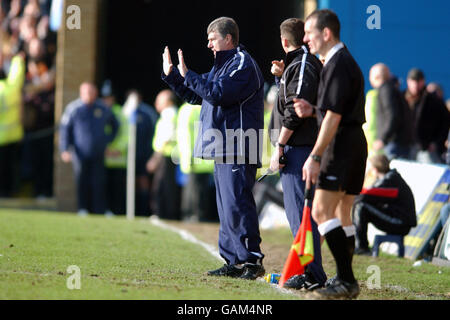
54 0 104 212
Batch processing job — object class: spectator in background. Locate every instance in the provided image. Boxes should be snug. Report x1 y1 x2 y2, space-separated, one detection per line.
370 63 413 160
146 89 180 220
427 82 444 101
102 80 128 216
59 82 118 216
0 51 25 197
177 102 218 222
363 70 378 155
352 154 416 255
404 68 449 163
23 56 55 198
129 89 158 216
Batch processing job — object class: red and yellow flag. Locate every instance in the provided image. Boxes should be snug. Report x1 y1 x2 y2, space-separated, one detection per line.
278 203 314 287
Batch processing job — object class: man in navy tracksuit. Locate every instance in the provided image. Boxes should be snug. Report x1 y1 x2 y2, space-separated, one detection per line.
60 82 118 215
268 18 326 290
162 17 265 280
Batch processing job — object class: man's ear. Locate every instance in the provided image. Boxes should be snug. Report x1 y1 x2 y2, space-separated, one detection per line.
225 34 233 45
322 27 332 42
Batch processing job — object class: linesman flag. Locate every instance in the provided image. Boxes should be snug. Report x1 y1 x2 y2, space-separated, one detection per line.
279 187 314 287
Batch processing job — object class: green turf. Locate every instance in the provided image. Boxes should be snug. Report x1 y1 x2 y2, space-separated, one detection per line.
0 209 295 300
1 209 449 300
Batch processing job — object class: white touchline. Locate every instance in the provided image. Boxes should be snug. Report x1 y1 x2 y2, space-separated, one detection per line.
148 216 295 297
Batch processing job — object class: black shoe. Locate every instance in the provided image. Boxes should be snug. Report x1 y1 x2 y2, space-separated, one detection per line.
207 264 245 278
324 275 337 288
283 273 321 291
240 263 265 280
354 247 372 256
311 278 360 300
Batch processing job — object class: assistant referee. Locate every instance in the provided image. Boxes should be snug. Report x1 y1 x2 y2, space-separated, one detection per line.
293 9 367 299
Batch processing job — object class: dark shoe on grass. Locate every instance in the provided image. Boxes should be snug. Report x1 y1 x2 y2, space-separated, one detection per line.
310 278 360 300
283 272 321 291
240 263 265 280
207 264 244 278
354 247 372 256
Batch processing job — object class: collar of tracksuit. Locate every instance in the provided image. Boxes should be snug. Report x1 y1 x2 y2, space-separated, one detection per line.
214 44 246 68
285 46 308 66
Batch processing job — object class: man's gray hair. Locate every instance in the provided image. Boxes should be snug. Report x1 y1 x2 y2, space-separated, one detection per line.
207 17 239 47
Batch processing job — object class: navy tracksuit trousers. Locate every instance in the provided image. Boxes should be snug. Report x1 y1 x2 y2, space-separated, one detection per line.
214 163 264 265
280 145 327 285
73 155 106 214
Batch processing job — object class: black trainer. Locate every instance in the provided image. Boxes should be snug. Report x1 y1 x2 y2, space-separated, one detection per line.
240 263 265 280
354 247 372 256
207 264 245 278
283 272 321 291
311 278 360 300
324 275 337 287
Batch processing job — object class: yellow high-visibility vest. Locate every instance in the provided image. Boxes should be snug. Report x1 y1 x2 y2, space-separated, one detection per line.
152 106 177 158
177 103 214 174
0 56 25 146
105 104 128 168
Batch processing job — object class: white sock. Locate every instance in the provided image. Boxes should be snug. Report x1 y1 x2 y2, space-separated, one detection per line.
343 225 356 237
318 218 342 236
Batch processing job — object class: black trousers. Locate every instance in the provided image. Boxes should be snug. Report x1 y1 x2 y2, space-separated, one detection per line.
30 135 54 197
0 142 20 197
181 172 218 222
106 167 126 215
353 201 411 249
153 156 181 220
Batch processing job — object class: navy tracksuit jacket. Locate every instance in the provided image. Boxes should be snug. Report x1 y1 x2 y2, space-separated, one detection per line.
163 45 265 264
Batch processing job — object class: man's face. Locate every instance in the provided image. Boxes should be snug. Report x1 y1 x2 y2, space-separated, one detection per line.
407 78 425 96
207 31 231 57
80 84 98 105
304 18 325 55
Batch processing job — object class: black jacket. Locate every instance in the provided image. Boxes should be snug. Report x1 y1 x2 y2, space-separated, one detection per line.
269 46 322 147
405 88 449 154
357 169 417 227
376 79 413 146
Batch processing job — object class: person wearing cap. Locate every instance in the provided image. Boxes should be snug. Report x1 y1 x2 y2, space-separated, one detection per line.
404 68 449 163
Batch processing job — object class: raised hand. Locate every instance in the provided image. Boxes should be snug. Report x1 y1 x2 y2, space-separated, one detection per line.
293 98 314 118
162 46 173 76
177 49 188 78
271 60 285 77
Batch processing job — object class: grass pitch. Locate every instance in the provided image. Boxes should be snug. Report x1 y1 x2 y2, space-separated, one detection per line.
0 209 294 300
0 209 449 300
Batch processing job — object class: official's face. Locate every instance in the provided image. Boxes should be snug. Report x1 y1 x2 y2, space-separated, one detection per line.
304 18 324 55
207 31 229 57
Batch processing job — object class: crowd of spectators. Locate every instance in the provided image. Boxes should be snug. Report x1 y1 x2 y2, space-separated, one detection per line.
0 1 449 224
364 64 449 164
0 0 56 198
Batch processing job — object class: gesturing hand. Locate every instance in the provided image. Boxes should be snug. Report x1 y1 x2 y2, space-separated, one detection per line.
177 49 188 78
162 46 173 76
271 60 285 77
293 98 314 118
